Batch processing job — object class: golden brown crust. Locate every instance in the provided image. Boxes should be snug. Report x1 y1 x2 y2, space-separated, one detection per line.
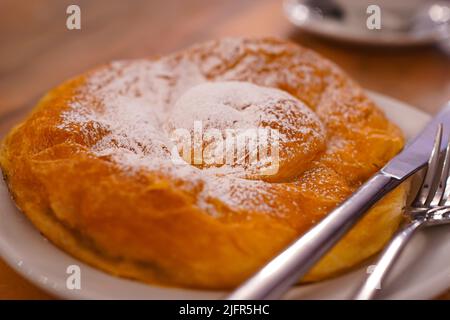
0 37 405 289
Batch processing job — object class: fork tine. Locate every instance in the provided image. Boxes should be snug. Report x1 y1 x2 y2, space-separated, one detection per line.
424 125 445 206
438 139 450 206
412 124 443 207
430 132 450 206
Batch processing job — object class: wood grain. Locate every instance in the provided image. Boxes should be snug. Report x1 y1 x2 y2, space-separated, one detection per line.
0 0 449 299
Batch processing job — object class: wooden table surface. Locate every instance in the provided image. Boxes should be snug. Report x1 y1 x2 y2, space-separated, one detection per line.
0 0 449 299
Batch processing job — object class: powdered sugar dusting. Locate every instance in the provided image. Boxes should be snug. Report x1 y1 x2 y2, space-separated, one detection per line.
169 81 321 134
57 56 326 217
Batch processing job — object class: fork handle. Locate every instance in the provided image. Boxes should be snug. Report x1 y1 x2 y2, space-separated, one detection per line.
354 219 424 300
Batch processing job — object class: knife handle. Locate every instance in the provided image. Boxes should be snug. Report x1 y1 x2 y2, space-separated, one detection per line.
226 173 400 300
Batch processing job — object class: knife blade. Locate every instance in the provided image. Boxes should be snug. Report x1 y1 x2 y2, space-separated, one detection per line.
227 101 450 300
383 102 450 179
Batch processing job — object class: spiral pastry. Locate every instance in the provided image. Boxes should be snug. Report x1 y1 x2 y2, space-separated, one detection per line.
0 38 406 289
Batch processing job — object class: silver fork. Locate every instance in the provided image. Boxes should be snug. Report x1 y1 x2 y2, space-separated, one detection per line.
354 124 450 300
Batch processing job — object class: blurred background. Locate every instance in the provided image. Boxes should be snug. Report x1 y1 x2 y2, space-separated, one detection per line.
0 0 449 299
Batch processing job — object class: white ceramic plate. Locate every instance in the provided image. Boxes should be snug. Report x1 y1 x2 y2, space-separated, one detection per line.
0 91 449 300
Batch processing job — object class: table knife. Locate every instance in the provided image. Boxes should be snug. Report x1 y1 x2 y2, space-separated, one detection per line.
227 101 450 300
